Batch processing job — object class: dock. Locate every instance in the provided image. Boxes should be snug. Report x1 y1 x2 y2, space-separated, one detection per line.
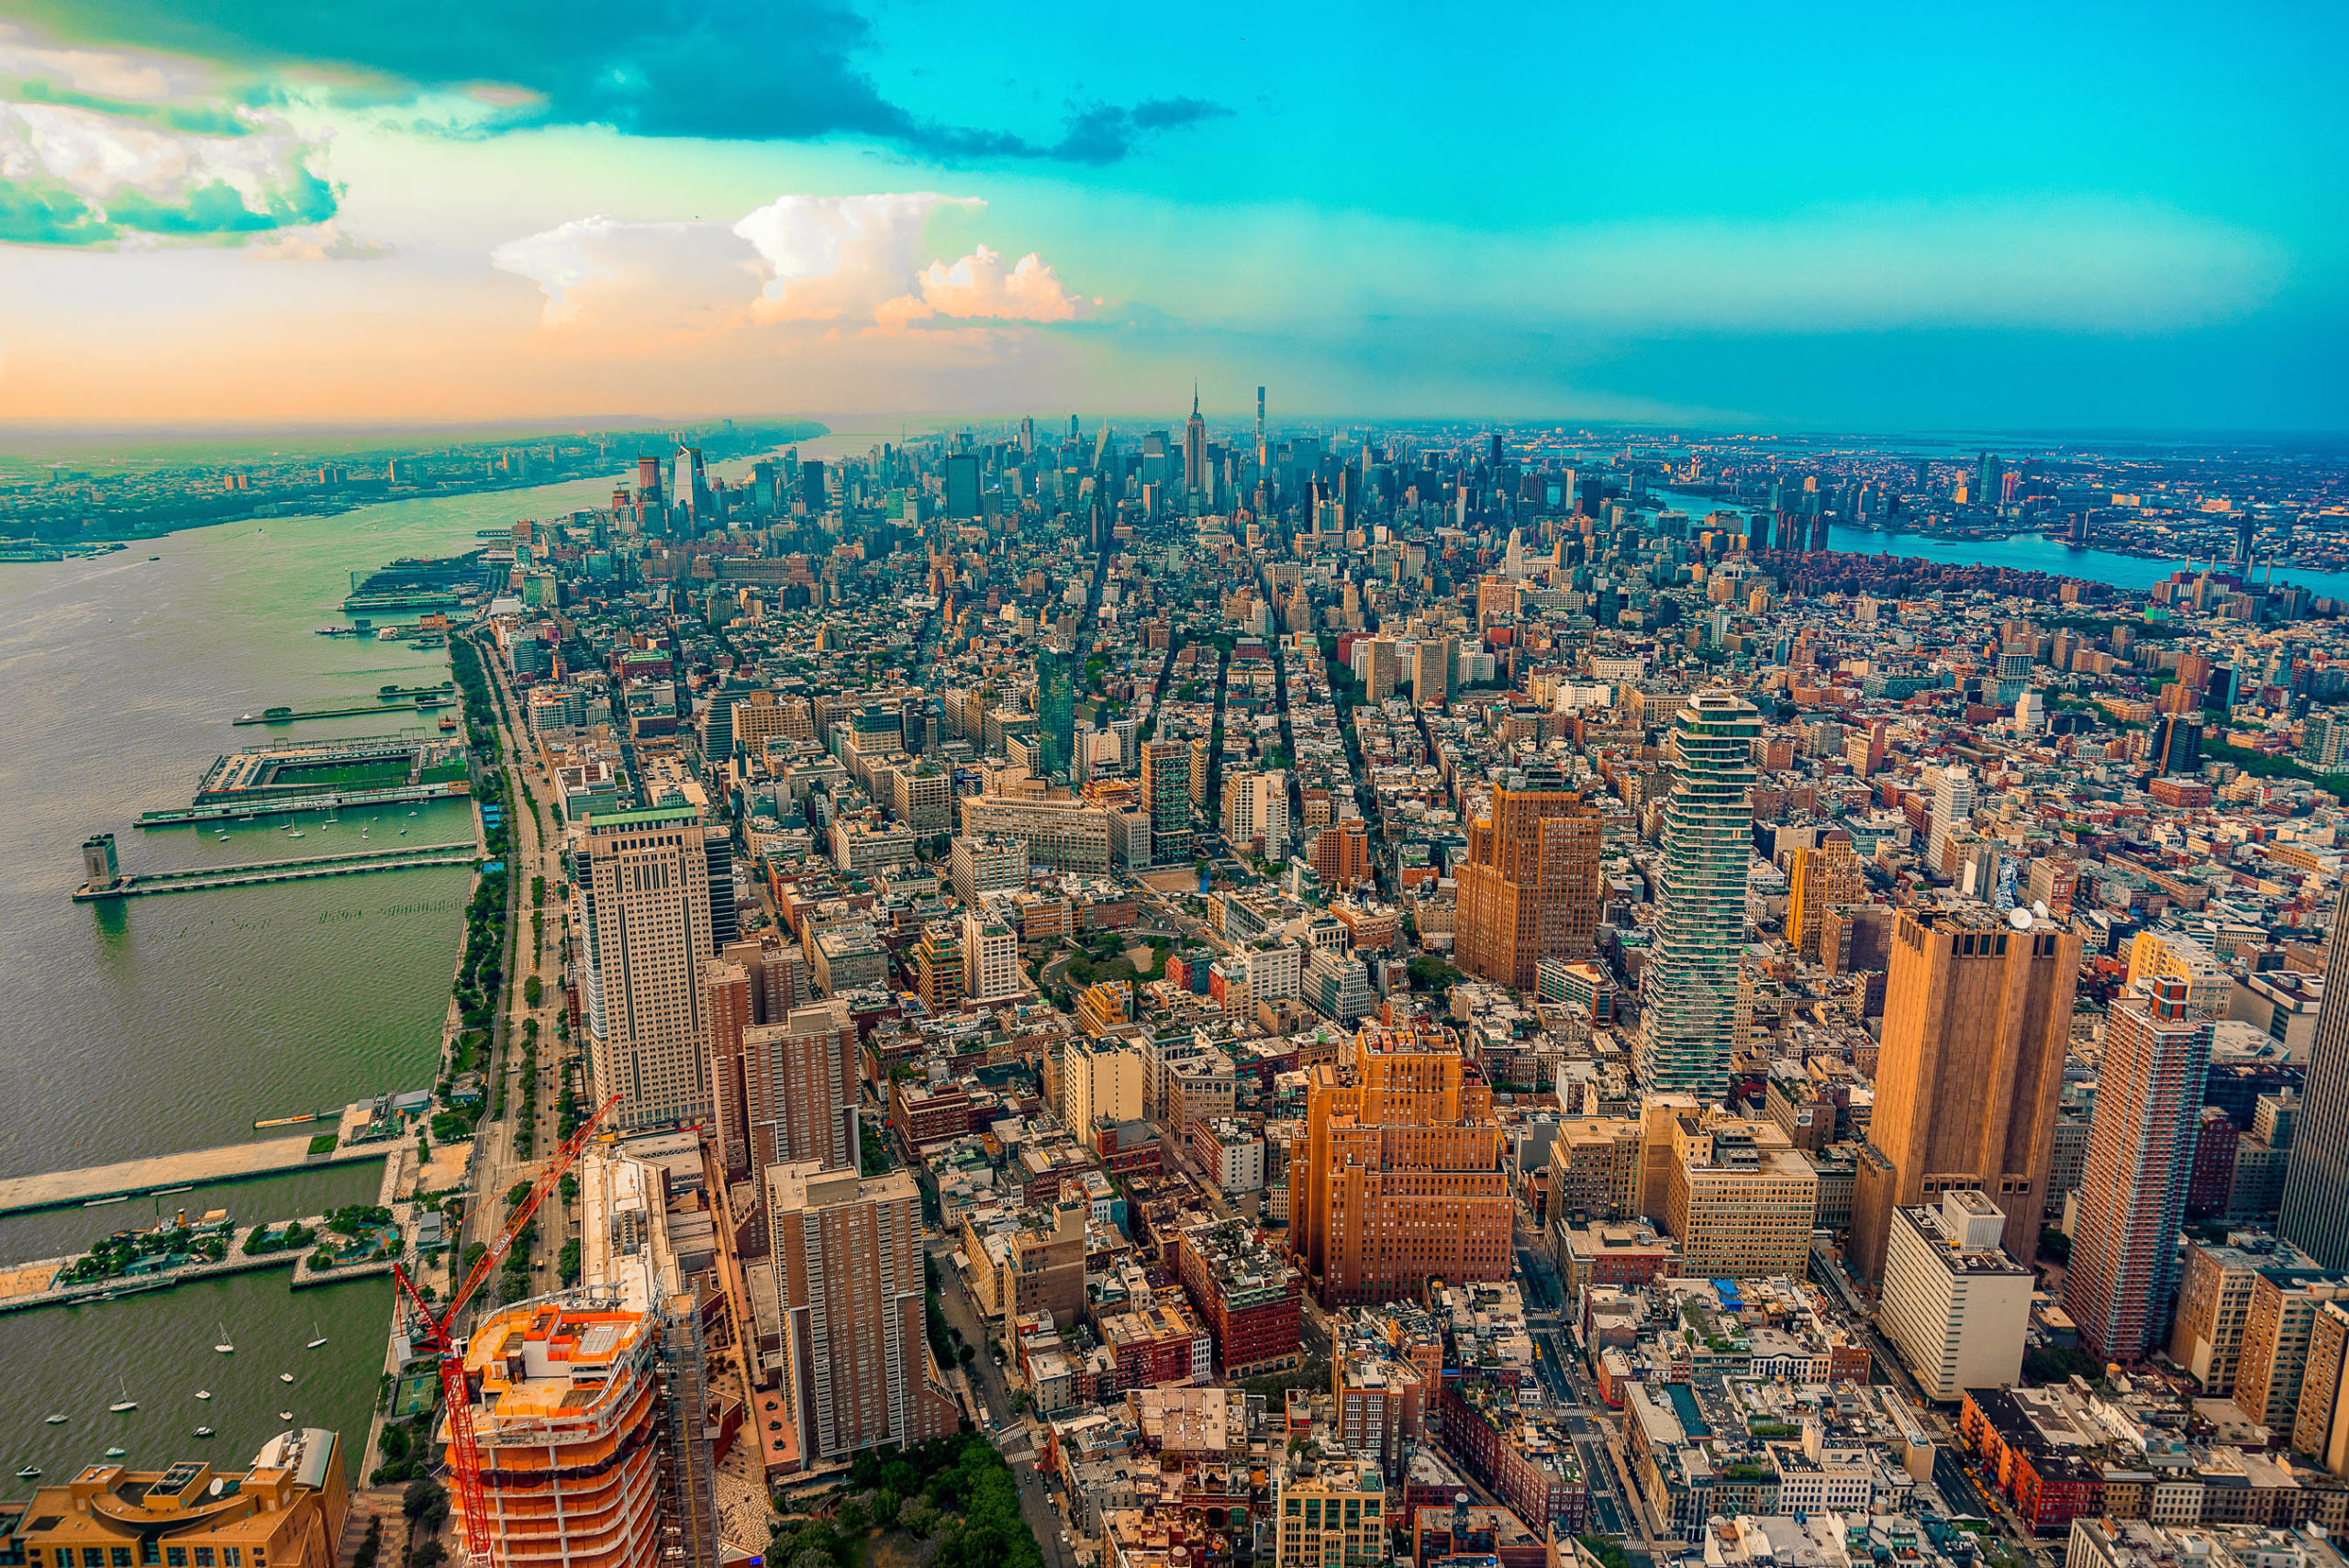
0 1129 392 1217
233 698 451 726
73 842 475 901
135 780 470 828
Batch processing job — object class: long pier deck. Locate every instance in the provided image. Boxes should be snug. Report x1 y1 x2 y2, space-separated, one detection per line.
73 842 474 900
0 1133 392 1217
135 781 469 828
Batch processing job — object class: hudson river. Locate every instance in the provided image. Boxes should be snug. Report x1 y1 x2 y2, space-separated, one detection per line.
0 470 629 1482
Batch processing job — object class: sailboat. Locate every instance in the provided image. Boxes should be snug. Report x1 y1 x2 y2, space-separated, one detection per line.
108 1379 137 1414
214 1324 234 1354
306 1320 328 1351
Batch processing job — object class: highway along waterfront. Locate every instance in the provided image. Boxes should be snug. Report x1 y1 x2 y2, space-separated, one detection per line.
0 469 629 1477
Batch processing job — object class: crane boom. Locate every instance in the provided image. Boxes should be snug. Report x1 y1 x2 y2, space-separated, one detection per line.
391 1090 622 1568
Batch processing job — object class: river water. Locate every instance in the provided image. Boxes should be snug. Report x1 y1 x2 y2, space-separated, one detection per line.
0 468 635 1483
1656 492 2349 602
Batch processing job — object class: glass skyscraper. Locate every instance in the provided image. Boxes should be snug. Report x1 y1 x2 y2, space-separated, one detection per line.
1035 644 1077 781
1640 692 1761 1099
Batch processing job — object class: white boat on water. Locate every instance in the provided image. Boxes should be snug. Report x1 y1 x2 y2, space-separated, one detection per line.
306 1320 328 1350
104 1446 125 1459
215 1324 234 1354
16 1465 38 1480
195 1391 211 1401
278 1373 294 1385
108 1378 136 1414
43 1413 65 1425
276 1410 294 1422
193 1427 214 1439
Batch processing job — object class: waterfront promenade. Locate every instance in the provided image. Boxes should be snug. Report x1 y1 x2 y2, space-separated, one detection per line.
0 1106 395 1216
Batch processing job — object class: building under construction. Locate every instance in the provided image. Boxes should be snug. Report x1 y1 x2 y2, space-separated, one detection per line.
445 1292 718 1568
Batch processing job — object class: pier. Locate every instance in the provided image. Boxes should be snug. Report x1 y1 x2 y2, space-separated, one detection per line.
0 1122 393 1217
135 780 470 828
233 698 452 726
74 842 476 900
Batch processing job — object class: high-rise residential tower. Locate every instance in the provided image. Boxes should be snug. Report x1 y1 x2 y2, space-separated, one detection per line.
768 1162 960 1463
1927 764 1975 875
742 998 862 1177
2281 881 2349 1269
1454 762 1601 991
1141 738 1192 859
1294 1022 1512 1306
1639 693 1762 1098
1852 903 2080 1282
577 804 715 1131
2065 976 2214 1361
1411 634 1457 709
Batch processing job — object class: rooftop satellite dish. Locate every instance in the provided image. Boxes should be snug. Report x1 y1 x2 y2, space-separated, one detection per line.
2032 900 2050 919
2008 907 2034 932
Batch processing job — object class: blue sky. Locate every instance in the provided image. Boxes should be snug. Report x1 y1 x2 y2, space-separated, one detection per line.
0 0 2340 428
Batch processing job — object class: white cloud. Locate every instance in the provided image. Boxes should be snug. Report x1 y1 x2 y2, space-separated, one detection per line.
0 99 318 211
491 190 1091 349
0 22 208 104
877 244 1092 331
488 214 765 335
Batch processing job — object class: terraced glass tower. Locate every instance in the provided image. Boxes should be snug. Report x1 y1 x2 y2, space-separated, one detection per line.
1640 692 1762 1099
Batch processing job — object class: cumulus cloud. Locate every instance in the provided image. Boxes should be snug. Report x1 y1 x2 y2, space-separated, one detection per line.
876 245 1091 331
0 24 347 247
492 191 1094 348
0 98 337 244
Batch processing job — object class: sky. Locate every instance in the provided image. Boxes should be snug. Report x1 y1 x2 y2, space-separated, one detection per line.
0 1 2342 431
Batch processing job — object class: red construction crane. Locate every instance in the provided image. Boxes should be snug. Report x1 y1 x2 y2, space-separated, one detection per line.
392 1092 622 1568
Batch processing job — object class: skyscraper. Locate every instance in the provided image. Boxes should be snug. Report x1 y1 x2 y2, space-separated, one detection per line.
1255 384 1267 471
1852 904 2080 1282
1411 634 1456 709
1786 841 1866 963
1184 385 1208 496
1455 762 1601 991
1035 642 1076 779
577 805 715 1130
742 998 863 1177
2065 975 2213 1362
1639 693 1762 1098
1927 764 1974 875
1294 1022 1513 1306
2281 881 2349 1269
1141 738 1191 856
2152 714 2203 775
768 1162 960 1463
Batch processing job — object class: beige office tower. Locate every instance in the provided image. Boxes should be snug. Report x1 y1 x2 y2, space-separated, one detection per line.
578 805 715 1131
743 998 862 1176
1454 762 1600 990
1851 904 2080 1284
1412 634 1457 709
1786 842 1866 964
769 1163 960 1463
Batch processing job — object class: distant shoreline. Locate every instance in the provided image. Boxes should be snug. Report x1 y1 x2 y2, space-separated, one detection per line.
1 419 829 552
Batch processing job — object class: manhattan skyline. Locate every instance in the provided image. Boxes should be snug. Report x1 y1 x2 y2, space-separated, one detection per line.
0 3 2341 429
